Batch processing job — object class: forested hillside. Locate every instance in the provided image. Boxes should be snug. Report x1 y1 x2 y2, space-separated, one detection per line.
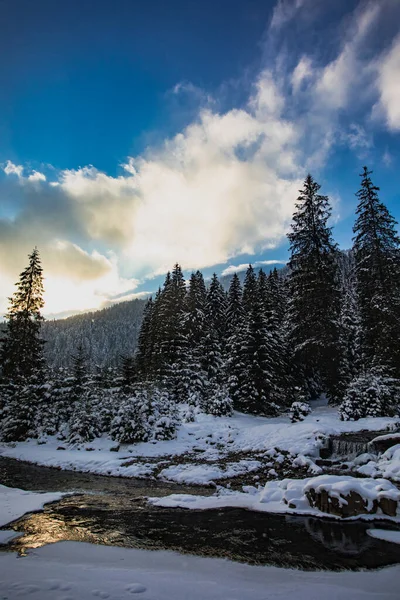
42 299 146 368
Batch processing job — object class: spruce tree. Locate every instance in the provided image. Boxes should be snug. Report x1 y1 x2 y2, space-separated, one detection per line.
225 273 246 407
225 273 244 338
135 297 154 380
206 273 227 343
353 167 400 376
242 265 257 313
0 247 45 382
287 175 341 401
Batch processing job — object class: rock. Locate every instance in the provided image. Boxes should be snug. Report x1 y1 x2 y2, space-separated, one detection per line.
369 433 400 455
56 446 66 450
110 445 120 452
378 497 398 517
305 488 377 517
305 475 399 518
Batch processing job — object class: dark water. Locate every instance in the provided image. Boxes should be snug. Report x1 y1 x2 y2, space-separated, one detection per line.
1 456 400 571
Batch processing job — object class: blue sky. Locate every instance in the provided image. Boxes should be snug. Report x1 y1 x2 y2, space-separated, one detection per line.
0 0 399 316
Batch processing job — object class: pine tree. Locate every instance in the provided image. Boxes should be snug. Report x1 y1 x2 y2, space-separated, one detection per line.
119 354 136 388
225 273 244 338
150 265 188 399
206 274 227 343
225 273 246 408
242 265 257 313
135 297 154 380
182 272 208 402
337 253 362 396
353 167 400 376
287 175 341 402
71 343 88 400
0 247 45 382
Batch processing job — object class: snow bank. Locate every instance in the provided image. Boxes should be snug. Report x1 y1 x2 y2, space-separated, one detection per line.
367 529 400 544
0 406 397 484
150 475 400 520
0 540 399 600
159 460 262 484
0 484 64 528
357 444 400 481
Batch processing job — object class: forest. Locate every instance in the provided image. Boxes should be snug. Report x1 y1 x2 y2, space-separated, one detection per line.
1 167 399 445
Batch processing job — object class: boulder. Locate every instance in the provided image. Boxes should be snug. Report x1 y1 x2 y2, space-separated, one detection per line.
305 488 376 518
369 433 400 455
304 475 400 518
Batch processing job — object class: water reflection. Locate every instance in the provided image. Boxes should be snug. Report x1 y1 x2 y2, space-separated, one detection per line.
3 493 400 571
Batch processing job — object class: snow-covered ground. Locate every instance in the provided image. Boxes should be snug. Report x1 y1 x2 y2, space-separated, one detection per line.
367 529 400 544
0 484 64 528
0 484 64 551
0 406 398 485
149 474 400 521
356 444 400 481
1 541 399 600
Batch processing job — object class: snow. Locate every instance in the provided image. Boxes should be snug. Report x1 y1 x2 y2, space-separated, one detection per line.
150 475 400 520
0 406 397 485
0 540 399 600
159 460 262 484
0 484 64 528
0 530 22 544
370 432 400 444
357 444 400 481
367 529 400 544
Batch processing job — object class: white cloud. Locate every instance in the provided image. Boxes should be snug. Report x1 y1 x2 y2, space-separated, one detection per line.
291 56 313 93
270 0 312 29
221 260 286 277
382 149 393 167
28 170 46 182
345 124 373 151
314 3 380 111
4 160 23 178
376 34 400 131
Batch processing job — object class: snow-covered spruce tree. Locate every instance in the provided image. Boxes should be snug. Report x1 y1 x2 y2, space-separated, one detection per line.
353 167 400 378
0 382 43 442
41 367 73 438
68 385 101 444
339 366 400 421
258 269 290 406
287 175 341 402
225 273 245 338
206 273 227 344
148 287 164 377
239 291 280 416
70 343 88 400
202 380 233 417
0 247 45 382
0 248 46 441
179 271 208 403
242 264 258 314
135 296 154 380
110 386 152 444
226 266 281 416
225 274 247 409
149 266 188 400
119 354 136 389
150 387 179 440
337 253 363 398
66 344 102 443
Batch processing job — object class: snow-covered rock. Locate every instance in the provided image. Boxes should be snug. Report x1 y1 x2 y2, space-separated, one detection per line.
304 475 400 518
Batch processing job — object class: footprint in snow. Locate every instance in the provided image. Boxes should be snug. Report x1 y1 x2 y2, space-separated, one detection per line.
92 590 110 598
125 583 147 593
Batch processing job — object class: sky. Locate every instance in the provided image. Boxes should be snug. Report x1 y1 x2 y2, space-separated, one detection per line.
0 0 399 318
